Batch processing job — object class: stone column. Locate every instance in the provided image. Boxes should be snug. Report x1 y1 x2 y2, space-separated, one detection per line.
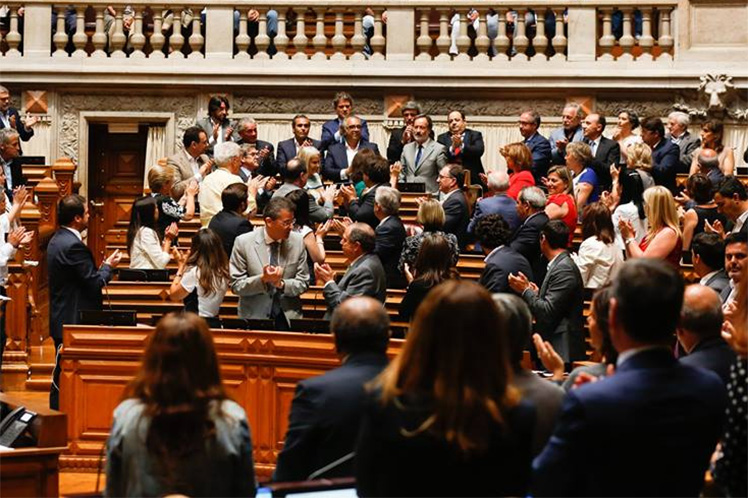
567 6 597 62
23 4 53 58
386 8 415 61
205 6 234 59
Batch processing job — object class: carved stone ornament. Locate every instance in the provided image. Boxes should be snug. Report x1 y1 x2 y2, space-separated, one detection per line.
673 74 747 121
233 95 383 115
417 98 565 117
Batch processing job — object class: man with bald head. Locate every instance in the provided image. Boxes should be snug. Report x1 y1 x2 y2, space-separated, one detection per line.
692 148 724 189
323 115 380 182
677 284 735 385
468 170 520 235
274 296 390 481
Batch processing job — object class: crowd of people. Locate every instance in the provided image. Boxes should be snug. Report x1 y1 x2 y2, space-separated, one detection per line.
3 86 746 495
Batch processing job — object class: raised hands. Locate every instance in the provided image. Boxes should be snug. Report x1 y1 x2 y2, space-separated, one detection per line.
261 264 285 288
532 333 565 381
7 226 33 249
104 249 123 268
313 262 336 285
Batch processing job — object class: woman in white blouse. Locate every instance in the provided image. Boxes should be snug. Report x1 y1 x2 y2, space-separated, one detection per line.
127 196 178 269
572 202 623 289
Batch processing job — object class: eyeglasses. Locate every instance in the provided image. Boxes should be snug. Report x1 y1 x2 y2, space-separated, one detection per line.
277 218 296 228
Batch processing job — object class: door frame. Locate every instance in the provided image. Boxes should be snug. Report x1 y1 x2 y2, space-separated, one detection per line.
77 111 177 199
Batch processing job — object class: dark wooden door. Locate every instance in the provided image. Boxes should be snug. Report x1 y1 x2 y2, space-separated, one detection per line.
88 124 147 265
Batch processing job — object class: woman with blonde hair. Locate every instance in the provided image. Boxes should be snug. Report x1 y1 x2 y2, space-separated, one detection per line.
544 165 577 247
298 146 324 196
356 280 534 496
619 185 682 267
398 198 459 273
625 142 655 190
501 142 535 200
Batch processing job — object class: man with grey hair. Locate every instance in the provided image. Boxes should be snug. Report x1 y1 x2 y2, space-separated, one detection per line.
323 115 380 182
0 85 37 144
468 170 520 237
373 186 407 288
694 148 724 189
273 157 334 223
548 103 585 165
677 284 735 385
199 141 261 226
235 116 276 176
0 128 22 190
510 186 549 284
387 101 422 164
315 222 386 318
519 109 552 182
667 111 700 173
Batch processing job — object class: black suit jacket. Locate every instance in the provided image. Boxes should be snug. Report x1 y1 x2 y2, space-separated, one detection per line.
236 138 277 176
480 246 533 295
276 137 322 172
521 251 585 362
651 139 681 193
348 184 382 230
374 216 407 289
680 336 736 386
703 269 730 296
323 140 380 182
0 107 34 142
387 127 407 165
590 136 621 190
47 228 113 340
208 209 254 258
510 212 549 285
437 129 485 185
442 191 470 249
273 352 388 482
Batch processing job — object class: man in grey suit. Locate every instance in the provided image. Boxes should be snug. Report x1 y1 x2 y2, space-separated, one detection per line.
272 158 334 223
667 111 700 173
196 95 236 155
167 126 213 188
398 115 448 193
548 103 585 165
314 222 386 319
509 220 585 363
230 196 309 330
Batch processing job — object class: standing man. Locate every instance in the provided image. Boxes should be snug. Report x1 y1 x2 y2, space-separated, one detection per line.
438 164 470 250
691 232 730 296
48 195 122 408
640 116 680 194
533 259 727 497
276 114 322 172
196 96 235 155
437 110 485 186
510 186 549 285
387 101 421 164
199 142 259 227
373 187 407 289
477 214 533 295
720 232 747 307
273 158 335 224
667 111 701 173
0 85 37 145
167 126 213 188
230 197 309 329
519 110 552 183
399 115 448 193
235 117 276 176
582 113 620 190
468 170 520 235
548 103 585 165
712 176 748 236
323 115 379 182
208 183 254 257
0 129 23 190
320 92 370 153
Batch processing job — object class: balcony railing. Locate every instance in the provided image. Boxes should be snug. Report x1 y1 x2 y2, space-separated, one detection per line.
0 1 679 63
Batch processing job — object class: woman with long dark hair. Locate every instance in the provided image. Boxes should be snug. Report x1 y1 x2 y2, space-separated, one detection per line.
127 196 178 269
398 232 459 322
169 229 230 318
105 312 256 497
572 202 623 288
357 280 534 496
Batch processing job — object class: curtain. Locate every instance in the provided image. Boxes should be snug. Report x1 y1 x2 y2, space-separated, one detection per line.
143 125 166 191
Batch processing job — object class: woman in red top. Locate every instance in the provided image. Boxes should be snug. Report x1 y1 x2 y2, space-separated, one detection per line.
619 185 682 268
544 165 577 247
501 142 535 201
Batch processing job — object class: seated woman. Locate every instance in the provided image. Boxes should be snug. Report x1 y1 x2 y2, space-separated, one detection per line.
501 142 535 201
690 119 735 177
399 232 459 322
356 280 534 497
105 312 256 497
572 202 623 289
399 199 459 273
619 185 682 268
682 173 726 252
169 229 229 319
128 196 178 269
544 165 577 247
566 142 599 209
533 283 617 390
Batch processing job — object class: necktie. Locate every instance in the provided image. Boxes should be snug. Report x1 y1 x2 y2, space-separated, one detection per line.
268 242 288 330
270 242 279 266
415 145 423 167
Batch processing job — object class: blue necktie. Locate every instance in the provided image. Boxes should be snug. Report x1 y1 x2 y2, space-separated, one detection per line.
415 145 423 167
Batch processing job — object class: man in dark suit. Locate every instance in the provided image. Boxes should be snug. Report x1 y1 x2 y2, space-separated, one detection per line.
477 214 532 294
273 296 389 481
720 232 747 306
677 284 736 385
320 92 370 154
208 183 254 257
437 111 485 186
691 232 730 296
641 116 680 193
0 86 36 144
315 223 386 319
339 156 390 230
519 110 552 183
533 259 727 497
509 220 584 363
510 186 549 285
373 186 406 289
47 195 122 409
386 101 421 164
323 115 380 182
438 164 470 250
667 111 701 173
235 117 276 177
272 158 334 224
713 176 748 236
582 113 620 190
0 128 24 190
276 114 322 172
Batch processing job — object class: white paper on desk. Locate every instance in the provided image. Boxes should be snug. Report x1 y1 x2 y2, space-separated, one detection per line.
0 444 15 452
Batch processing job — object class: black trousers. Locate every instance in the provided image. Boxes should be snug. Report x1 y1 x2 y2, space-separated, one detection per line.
49 336 62 410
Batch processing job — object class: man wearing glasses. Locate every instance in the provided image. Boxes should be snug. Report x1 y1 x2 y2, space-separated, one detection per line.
323 115 380 182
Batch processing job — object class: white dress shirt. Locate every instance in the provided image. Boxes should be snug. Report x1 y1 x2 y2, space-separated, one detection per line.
129 227 170 269
571 236 624 288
